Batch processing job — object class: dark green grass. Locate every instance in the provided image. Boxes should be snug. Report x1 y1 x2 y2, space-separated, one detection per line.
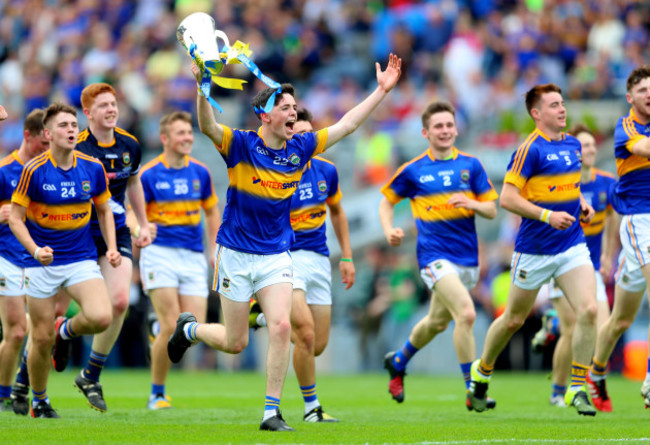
2 369 650 444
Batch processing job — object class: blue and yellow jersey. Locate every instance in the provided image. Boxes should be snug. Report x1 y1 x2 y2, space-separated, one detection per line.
504 129 584 255
11 151 110 267
289 157 341 257
76 127 141 234
0 151 29 267
612 108 650 215
381 147 498 269
213 126 327 254
140 154 218 252
580 169 616 270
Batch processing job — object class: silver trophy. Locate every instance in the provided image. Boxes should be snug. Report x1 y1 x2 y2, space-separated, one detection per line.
176 12 231 76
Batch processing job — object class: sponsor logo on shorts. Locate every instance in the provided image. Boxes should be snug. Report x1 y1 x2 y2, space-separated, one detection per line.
82 181 91 192
318 180 327 192
0 278 5 288
518 270 527 282
222 277 230 289
24 277 29 288
282 271 292 279
434 261 443 270
148 272 155 281
622 274 630 284
122 152 131 164
461 170 470 182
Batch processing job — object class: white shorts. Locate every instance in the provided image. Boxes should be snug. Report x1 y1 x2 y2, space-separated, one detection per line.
212 244 293 303
292 250 332 305
545 271 607 302
510 243 593 290
24 260 103 299
620 214 650 272
616 251 647 293
0 255 24 297
420 259 479 291
140 244 209 298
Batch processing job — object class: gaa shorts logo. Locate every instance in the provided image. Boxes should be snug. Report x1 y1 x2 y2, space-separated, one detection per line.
434 261 443 270
222 277 230 289
24 277 29 288
0 278 6 289
148 272 155 281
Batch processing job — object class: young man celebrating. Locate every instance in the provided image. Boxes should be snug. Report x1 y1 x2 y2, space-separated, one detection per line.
250 107 356 422
466 84 598 416
0 109 49 413
9 103 119 418
139 111 220 410
52 83 151 412
379 101 498 407
587 66 650 410
168 54 401 431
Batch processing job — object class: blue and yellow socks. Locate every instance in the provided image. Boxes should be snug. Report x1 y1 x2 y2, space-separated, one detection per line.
300 383 320 413
58 318 77 340
393 339 419 373
16 348 29 386
263 395 280 421
82 350 108 382
589 357 608 382
31 388 48 408
183 322 199 342
460 362 472 389
570 361 589 391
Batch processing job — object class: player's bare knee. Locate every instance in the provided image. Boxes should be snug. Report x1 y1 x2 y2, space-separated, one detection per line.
4 324 27 347
314 339 328 356
424 316 448 334
227 338 248 354
111 291 130 315
269 318 292 341
88 312 112 332
614 317 633 335
505 315 526 333
578 302 597 325
457 307 476 328
32 328 55 350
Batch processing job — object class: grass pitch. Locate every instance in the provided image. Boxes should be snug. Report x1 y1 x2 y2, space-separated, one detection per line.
2 369 649 444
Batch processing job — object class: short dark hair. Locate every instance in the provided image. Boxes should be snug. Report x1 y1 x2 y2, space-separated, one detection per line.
421 101 455 128
24 109 45 135
626 66 650 92
296 107 313 123
159 111 192 134
43 102 77 127
569 123 592 138
251 83 295 120
524 83 562 116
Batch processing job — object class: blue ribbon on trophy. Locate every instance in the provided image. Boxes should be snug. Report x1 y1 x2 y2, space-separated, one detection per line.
177 12 282 114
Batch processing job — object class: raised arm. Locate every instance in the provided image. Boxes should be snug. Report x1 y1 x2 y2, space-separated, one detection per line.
328 201 355 290
324 54 402 151
191 63 225 147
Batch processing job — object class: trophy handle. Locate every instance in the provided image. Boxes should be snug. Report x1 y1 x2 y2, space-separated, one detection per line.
215 29 230 52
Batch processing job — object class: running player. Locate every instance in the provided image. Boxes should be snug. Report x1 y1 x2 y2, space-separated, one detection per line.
9 102 119 418
379 101 498 407
250 107 356 422
167 54 401 431
466 84 598 416
139 111 220 410
0 110 49 413
531 124 618 409
587 66 650 410
53 83 151 412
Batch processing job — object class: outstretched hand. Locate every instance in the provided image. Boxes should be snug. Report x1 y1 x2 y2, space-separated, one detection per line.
376 53 402 93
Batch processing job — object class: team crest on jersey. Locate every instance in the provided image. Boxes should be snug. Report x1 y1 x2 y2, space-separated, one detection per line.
518 270 527 282
575 150 581 161
0 278 5 289
599 191 607 204
318 180 327 192
82 181 91 192
288 153 301 165
122 152 131 165
222 277 230 289
193 179 200 191
460 170 470 182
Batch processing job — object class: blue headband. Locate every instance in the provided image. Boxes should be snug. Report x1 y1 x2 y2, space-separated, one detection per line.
254 87 282 114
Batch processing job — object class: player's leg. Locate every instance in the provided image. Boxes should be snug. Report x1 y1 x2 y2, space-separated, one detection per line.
83 256 132 382
291 290 319 416
311 305 331 357
0 294 27 409
25 295 58 418
549 296 576 407
555 263 598 415
63 274 113 412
